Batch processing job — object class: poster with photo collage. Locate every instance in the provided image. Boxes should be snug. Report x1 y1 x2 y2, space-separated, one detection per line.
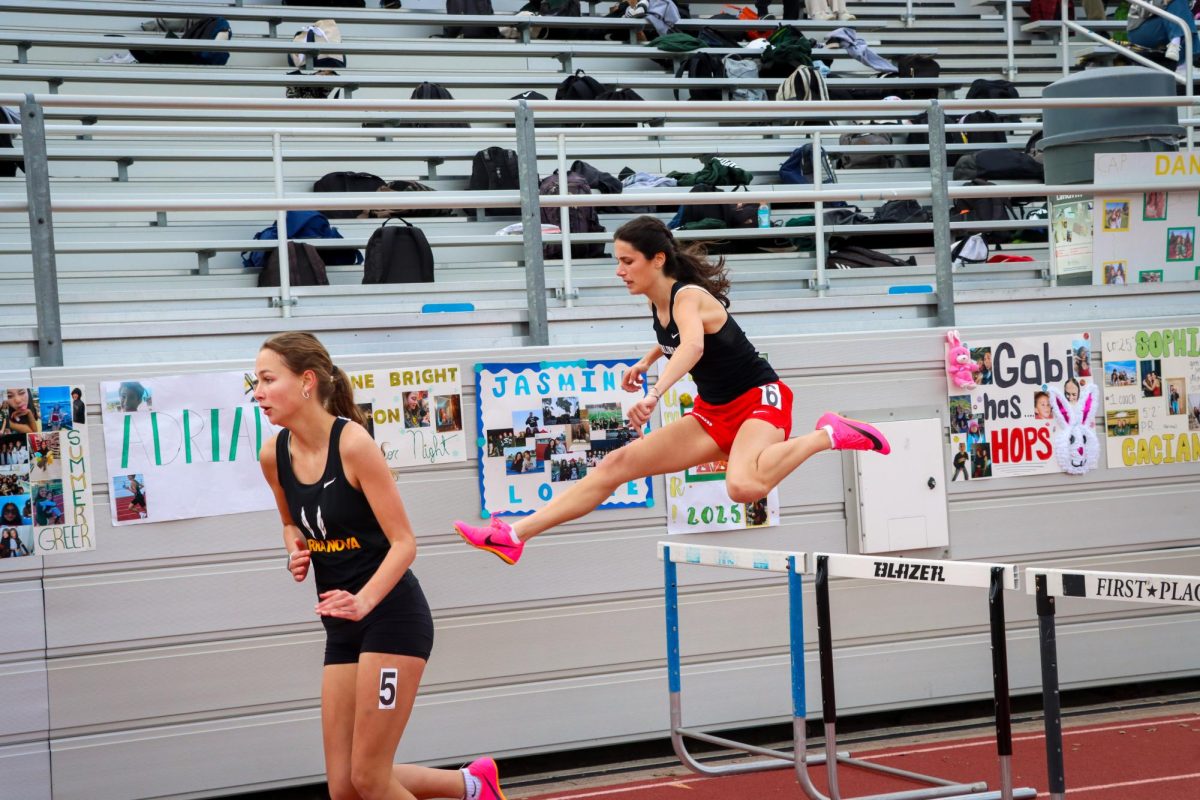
101 371 280 525
946 332 1094 480
657 371 779 534
1 384 97 557
347 365 466 473
1092 152 1200 284
1100 327 1200 469
474 360 652 517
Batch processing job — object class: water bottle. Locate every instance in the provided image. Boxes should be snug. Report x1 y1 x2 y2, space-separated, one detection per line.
757 203 771 228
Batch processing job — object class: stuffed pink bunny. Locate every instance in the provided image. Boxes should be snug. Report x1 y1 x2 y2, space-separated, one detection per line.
946 330 981 389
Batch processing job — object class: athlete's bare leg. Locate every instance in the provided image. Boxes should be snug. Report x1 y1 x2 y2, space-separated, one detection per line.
511 416 725 541
722 420 831 504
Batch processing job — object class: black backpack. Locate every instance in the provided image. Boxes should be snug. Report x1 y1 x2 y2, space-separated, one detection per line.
539 172 606 259
258 242 330 287
363 218 435 283
444 0 499 39
539 0 586 38
676 52 725 101
952 178 1014 244
965 78 1019 102
872 199 932 225
468 146 521 219
569 159 624 212
556 70 607 100
893 54 940 100
313 171 386 219
402 83 469 128
974 148 1045 181
960 110 1009 146
826 245 916 269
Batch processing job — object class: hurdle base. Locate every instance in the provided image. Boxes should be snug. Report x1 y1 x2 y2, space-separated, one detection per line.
670 722 850 777
937 791 1038 800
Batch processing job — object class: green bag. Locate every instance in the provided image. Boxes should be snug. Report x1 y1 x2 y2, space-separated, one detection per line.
650 32 705 52
761 26 814 77
669 156 754 187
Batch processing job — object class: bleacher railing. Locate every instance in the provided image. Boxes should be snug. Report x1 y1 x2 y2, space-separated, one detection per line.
4 93 1200 367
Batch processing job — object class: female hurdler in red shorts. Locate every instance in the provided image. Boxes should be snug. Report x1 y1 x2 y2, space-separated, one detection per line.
454 216 891 564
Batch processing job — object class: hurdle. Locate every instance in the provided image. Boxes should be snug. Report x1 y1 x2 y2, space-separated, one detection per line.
809 552 1038 800
659 541 819 776
659 542 1034 800
1027 566 1200 800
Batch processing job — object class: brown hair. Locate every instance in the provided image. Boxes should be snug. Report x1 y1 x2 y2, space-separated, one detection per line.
614 215 731 307
260 332 367 428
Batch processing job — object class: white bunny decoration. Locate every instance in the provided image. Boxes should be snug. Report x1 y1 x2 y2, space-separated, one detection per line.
1048 383 1100 475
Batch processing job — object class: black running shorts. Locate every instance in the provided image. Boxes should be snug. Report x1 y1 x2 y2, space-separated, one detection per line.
322 573 434 665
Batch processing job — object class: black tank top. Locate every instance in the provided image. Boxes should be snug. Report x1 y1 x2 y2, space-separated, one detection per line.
275 418 408 595
652 282 778 405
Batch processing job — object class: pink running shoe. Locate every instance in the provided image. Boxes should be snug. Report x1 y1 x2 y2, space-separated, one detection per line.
453 516 524 565
816 412 891 455
467 756 507 800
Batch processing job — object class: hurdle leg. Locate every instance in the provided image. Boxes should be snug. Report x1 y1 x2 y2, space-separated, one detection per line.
814 555 845 800
1035 575 1066 800
662 546 799 776
988 567 1016 800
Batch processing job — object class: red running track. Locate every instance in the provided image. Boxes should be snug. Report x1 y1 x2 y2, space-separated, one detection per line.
524 713 1200 800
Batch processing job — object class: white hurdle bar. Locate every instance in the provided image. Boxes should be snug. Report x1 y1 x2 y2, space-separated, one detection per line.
1026 567 1200 800
810 553 1037 800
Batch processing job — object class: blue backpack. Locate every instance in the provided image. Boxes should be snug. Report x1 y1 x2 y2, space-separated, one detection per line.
778 144 837 185
242 210 362 269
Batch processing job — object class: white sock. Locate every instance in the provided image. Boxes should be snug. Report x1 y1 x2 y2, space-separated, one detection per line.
822 424 836 448
462 768 481 800
504 523 522 545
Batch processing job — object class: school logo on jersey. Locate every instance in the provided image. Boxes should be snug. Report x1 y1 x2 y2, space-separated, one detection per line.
297 502 361 553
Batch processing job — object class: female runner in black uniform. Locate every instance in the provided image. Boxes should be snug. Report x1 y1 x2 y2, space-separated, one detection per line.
257 332 505 800
455 216 890 564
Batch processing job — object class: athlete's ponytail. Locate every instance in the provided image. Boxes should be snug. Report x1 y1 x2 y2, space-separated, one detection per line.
259 332 368 428
614 215 731 307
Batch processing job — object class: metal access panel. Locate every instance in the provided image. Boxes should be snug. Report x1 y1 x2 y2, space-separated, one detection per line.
849 418 950 555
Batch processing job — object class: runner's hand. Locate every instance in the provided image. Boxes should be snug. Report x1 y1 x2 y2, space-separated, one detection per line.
286 547 310 583
627 394 657 437
622 363 647 393
315 589 374 621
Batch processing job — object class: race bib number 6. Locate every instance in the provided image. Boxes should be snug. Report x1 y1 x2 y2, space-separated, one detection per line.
378 668 398 710
761 383 782 410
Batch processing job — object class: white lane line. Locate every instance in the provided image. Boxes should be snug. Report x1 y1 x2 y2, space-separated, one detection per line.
531 776 708 799
1036 771 1200 796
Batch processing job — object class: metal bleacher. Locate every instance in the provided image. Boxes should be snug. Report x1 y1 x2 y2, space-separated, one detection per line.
0 0 1170 369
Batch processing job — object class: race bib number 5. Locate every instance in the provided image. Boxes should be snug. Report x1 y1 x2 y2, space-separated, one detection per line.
378 668 398 710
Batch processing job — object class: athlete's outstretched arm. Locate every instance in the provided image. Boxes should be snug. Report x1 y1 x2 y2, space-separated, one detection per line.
259 437 310 583
622 344 665 392
315 423 417 621
628 291 705 431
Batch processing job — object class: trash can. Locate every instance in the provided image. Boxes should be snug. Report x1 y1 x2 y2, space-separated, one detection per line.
1040 66 1183 184
1039 67 1184 283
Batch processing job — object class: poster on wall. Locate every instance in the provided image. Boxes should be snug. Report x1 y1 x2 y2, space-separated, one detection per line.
474 360 651 517
348 365 466 471
101 372 280 525
1050 194 1094 276
1100 327 1200 469
658 371 779 534
1 384 97 556
1092 152 1200 284
946 332 1096 480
